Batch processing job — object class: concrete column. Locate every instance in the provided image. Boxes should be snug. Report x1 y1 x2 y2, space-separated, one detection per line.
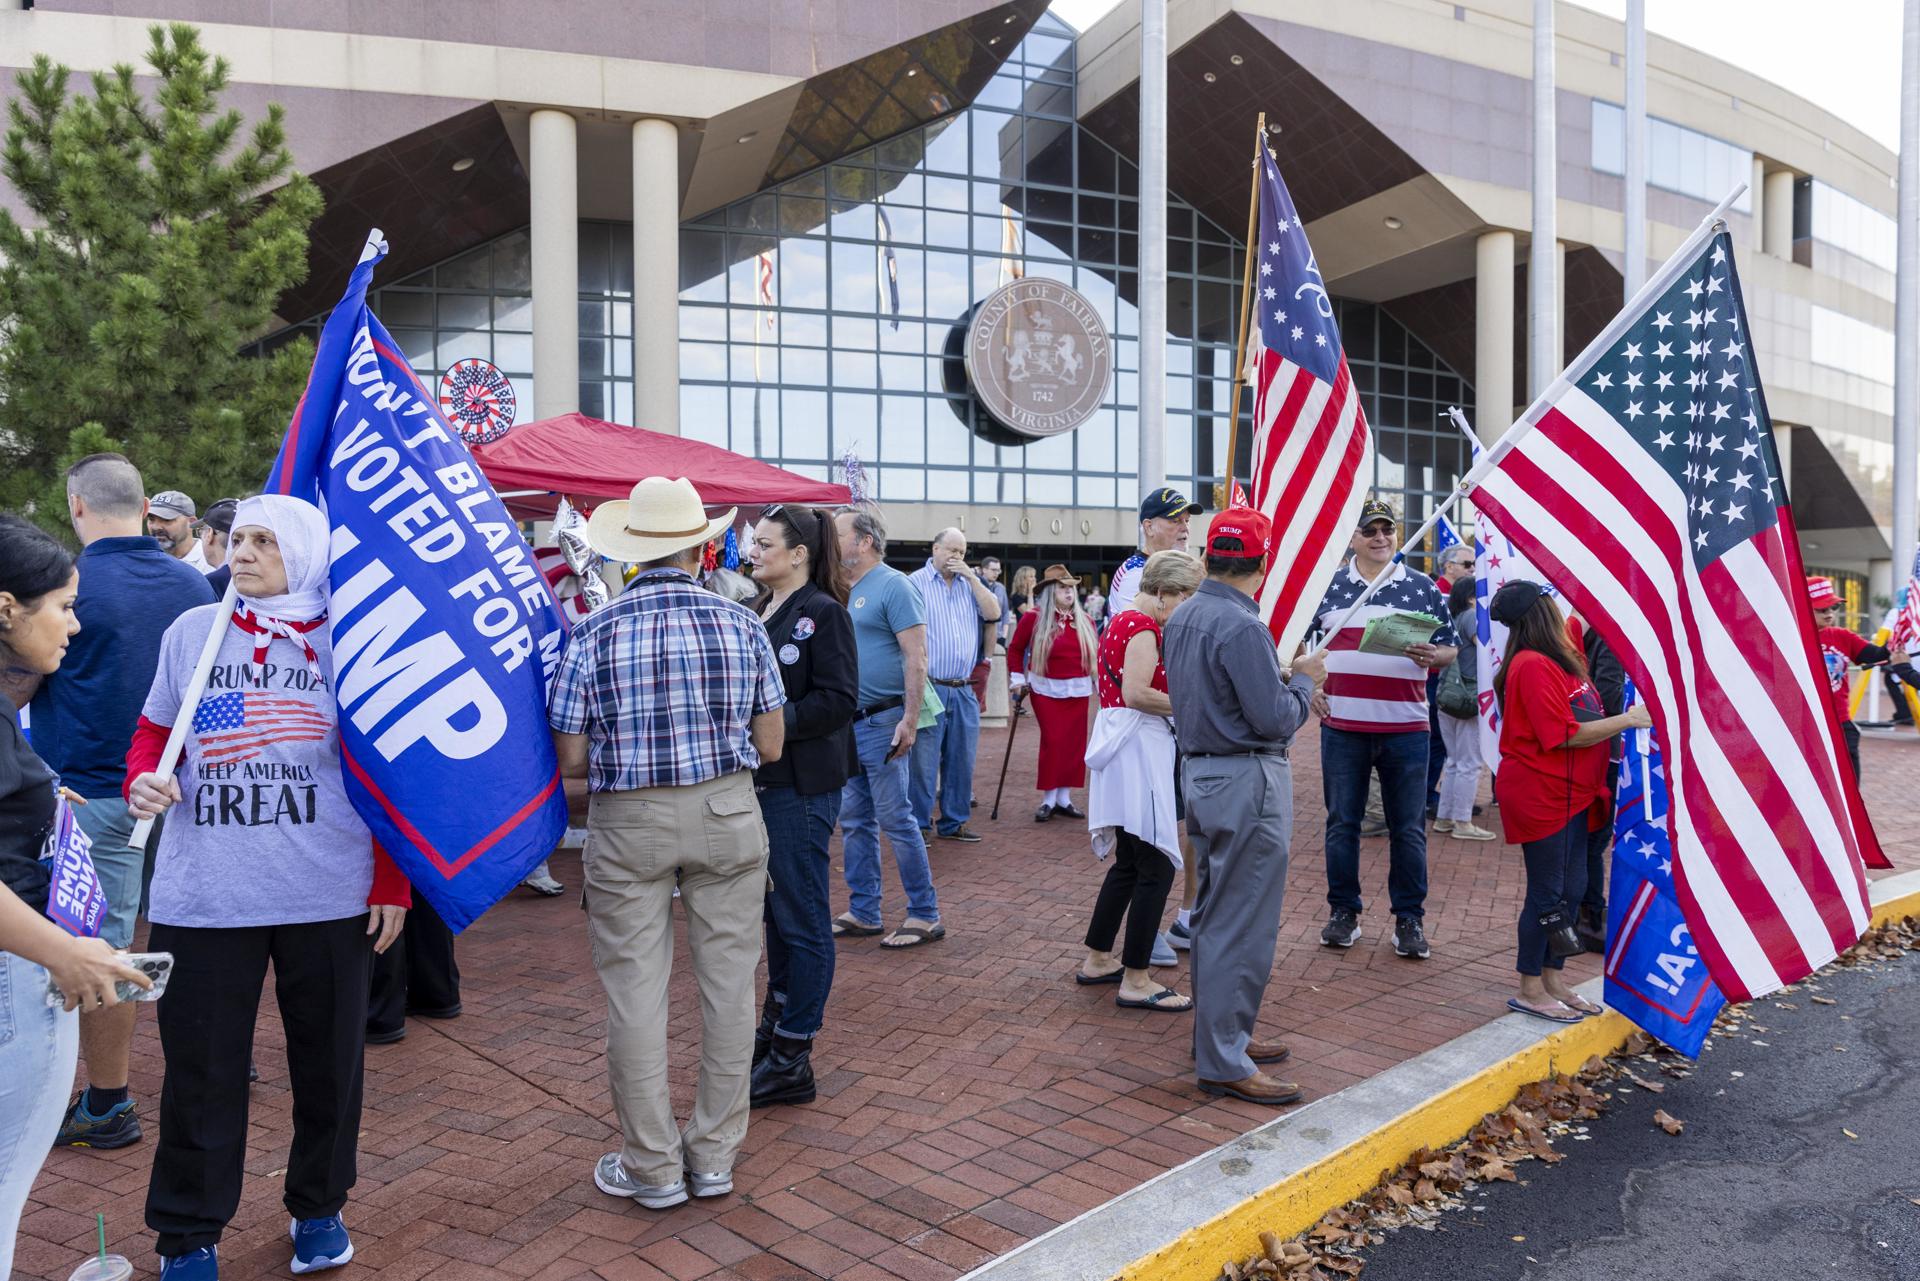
1750 156 1768 252
632 118 682 435
1527 241 1566 402
1137 0 1168 498
1622 0 1647 301
1528 0 1557 399
1475 229 1516 444
1763 169 1796 260
530 109 580 420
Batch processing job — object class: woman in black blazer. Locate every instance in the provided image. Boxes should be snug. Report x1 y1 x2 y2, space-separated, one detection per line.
746 503 857 1109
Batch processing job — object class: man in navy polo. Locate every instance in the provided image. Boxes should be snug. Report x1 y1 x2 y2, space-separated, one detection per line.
29 453 214 1151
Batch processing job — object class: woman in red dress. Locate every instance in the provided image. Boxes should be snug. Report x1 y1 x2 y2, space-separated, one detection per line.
1009 565 1097 821
1489 581 1649 1024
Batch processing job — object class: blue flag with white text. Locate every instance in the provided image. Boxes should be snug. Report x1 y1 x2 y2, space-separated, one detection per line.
267 232 568 932
1603 680 1727 1057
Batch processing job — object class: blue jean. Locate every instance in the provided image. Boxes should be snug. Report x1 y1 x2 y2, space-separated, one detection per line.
910 683 980 834
840 707 940 925
1322 725 1430 919
1519 812 1590 976
0 949 80 1278
759 786 840 1039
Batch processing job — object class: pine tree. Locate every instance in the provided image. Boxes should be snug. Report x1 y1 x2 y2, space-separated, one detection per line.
0 22 323 529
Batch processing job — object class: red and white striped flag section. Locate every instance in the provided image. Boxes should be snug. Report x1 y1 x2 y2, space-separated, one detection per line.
1468 200 1888 1002
1245 134 1373 656
1889 544 1920 649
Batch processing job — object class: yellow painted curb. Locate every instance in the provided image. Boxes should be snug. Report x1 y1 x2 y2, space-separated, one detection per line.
1116 884 1920 1281
1114 1010 1630 1281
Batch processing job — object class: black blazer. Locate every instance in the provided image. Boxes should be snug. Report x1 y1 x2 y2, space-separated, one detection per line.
754 582 859 795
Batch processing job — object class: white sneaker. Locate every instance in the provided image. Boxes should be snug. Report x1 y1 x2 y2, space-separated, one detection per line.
1449 821 1498 842
1432 818 1455 833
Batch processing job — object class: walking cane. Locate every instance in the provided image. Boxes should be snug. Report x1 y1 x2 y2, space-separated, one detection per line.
990 689 1024 820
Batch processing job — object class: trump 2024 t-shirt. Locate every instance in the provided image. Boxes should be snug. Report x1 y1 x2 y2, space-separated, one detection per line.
141 604 373 928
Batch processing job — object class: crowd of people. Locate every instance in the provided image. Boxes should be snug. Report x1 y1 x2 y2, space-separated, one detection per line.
3 456 1910 1279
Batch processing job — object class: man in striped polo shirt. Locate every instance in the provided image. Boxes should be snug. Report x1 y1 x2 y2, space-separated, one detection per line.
908 528 1000 842
1308 497 1459 960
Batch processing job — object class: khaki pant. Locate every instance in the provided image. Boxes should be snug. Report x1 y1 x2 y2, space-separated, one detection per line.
584 769 768 1183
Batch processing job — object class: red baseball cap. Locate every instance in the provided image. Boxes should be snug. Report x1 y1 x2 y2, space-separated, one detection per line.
1806 576 1841 611
1206 507 1271 559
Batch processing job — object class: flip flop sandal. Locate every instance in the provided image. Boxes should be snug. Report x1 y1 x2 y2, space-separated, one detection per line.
881 922 946 949
832 913 885 938
1117 987 1193 1012
1506 997 1583 1024
1075 970 1124 986
1559 996 1605 1016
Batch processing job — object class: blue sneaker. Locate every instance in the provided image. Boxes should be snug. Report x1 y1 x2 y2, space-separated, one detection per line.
159 1247 218 1280
1167 918 1194 951
53 1095 142 1149
289 1216 353 1273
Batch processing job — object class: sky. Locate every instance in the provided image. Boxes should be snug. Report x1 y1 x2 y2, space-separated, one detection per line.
1045 0 1907 153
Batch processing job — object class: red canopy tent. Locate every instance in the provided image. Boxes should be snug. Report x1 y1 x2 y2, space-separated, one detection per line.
471 412 850 519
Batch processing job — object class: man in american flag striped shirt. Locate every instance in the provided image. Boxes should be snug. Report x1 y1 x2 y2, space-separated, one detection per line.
1309 498 1459 960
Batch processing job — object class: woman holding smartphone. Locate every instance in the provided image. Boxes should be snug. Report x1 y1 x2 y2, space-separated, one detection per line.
0 514 150 1279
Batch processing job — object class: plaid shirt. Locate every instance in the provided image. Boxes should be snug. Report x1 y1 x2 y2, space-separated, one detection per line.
548 569 785 793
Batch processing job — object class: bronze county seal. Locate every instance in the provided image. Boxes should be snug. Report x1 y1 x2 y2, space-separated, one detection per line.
964 279 1113 439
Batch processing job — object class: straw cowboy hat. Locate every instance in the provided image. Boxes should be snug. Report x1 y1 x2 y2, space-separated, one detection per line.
1039 564 1081 588
584 476 736 563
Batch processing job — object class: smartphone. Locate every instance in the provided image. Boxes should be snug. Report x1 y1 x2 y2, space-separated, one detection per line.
44 950 173 1009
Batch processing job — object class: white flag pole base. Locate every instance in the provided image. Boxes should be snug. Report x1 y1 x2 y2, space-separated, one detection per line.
128 582 239 851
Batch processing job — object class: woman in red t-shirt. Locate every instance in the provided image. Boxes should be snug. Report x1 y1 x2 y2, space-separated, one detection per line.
1489 582 1649 1024
1076 550 1205 1011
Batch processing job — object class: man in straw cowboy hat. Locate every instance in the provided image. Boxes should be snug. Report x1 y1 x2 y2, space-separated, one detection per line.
549 476 787 1210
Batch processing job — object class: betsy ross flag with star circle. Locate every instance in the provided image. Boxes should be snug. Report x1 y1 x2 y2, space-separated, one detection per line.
1471 227 1889 1004
1244 132 1373 659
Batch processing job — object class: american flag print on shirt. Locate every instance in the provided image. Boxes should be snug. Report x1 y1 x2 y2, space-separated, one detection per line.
1311 561 1458 733
1246 134 1374 658
1471 228 1887 1003
192 691 334 764
1890 543 1920 650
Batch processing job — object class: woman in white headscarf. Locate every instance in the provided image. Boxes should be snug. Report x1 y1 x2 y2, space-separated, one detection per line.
125 494 409 1280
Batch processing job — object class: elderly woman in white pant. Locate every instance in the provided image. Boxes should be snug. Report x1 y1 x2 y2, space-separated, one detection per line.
1075 550 1205 1011
1435 575 1496 841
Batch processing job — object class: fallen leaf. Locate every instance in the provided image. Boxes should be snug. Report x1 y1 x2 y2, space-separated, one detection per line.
1811 996 1837 1006
1625 1072 1666 1094
1511 1235 1527 1242
1386 1183 1415 1207
1653 1110 1685 1136
1843 1129 1859 1140
1259 1231 1285 1263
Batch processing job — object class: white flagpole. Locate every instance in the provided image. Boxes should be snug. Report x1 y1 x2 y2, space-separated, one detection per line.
128 581 238 850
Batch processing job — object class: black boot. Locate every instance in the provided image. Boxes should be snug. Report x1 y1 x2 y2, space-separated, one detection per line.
752 1003 779 1067
750 1033 816 1108
1575 905 1607 954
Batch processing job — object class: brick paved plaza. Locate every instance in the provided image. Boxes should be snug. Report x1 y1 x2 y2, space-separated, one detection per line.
20 725 1920 1281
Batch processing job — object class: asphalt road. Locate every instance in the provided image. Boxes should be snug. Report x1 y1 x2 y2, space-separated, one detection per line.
1359 954 1920 1281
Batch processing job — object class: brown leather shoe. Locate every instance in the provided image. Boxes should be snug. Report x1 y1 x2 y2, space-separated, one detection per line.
1197 1073 1304 1105
1247 1040 1291 1064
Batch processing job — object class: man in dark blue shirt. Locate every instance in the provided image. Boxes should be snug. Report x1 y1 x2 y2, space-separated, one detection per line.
27 453 213 1151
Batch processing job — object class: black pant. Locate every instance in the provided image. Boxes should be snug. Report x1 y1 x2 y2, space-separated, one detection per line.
1843 720 1862 781
1581 791 1616 916
1085 830 1176 970
1517 814 1589 977
368 895 460 1035
146 916 372 1257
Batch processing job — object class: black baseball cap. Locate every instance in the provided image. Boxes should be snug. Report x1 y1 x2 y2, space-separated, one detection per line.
1139 487 1202 522
201 498 239 534
1356 498 1397 531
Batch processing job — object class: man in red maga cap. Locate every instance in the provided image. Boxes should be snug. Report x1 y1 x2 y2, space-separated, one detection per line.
1161 507 1325 1108
1807 575 1920 780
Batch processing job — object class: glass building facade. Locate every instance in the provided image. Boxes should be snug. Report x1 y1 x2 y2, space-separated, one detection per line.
263 13 1474 533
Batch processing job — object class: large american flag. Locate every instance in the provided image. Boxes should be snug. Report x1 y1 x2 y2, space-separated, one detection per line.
1471 227 1887 1002
1246 135 1373 657
192 691 334 764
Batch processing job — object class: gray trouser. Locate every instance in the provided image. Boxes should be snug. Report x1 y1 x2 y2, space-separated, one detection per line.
1183 752 1292 1083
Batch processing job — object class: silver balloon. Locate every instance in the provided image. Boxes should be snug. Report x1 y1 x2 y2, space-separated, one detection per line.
553 497 596 578
576 568 611 612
